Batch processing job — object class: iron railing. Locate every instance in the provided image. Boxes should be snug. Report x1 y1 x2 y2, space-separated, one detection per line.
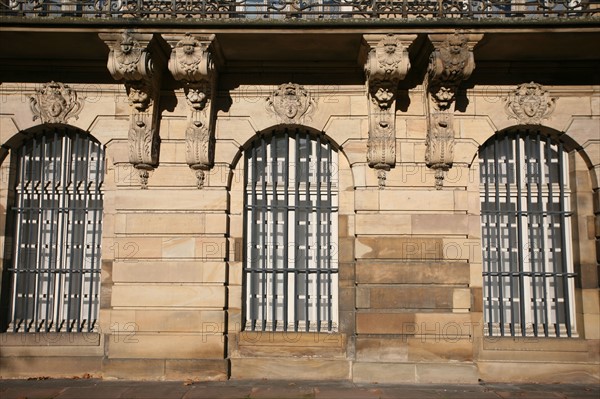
1 0 598 19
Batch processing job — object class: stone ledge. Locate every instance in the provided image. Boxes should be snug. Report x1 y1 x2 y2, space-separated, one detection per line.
0 333 100 346
481 337 590 352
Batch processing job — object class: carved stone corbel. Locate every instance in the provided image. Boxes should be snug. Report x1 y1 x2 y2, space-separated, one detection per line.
166 33 217 189
100 30 167 189
363 34 414 189
425 31 482 189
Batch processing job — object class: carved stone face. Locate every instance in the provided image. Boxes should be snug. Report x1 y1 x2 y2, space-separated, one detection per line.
384 43 396 55
120 41 133 54
521 95 541 117
448 38 464 55
182 43 195 55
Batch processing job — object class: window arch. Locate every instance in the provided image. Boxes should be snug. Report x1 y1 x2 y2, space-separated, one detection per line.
479 130 576 337
5 128 104 333
243 129 338 332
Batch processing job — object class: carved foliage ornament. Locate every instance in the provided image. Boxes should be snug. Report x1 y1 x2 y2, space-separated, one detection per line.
168 33 217 189
425 113 455 190
266 83 316 124
102 30 163 189
505 82 556 125
364 34 411 189
29 81 83 124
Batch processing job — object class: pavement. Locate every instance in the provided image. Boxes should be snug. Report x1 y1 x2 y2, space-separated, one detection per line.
0 379 599 399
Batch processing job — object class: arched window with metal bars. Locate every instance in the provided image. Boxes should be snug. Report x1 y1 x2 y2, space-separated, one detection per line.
243 129 338 332
479 130 576 338
5 128 104 333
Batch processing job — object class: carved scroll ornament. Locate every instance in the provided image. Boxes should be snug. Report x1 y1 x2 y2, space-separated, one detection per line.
266 83 316 125
364 34 413 189
167 33 217 189
29 81 83 124
505 82 556 125
101 30 166 189
425 31 482 189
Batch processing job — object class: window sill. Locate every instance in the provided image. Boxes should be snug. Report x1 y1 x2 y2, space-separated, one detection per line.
482 336 588 352
0 332 101 347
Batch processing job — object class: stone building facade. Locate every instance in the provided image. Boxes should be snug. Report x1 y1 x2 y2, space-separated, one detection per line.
0 2 599 383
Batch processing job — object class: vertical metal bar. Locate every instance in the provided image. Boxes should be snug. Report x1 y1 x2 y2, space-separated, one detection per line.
66 132 81 332
525 134 539 336
75 133 88 333
557 141 572 337
260 136 268 331
250 140 258 331
326 139 333 331
56 133 69 332
12 140 28 332
33 134 48 332
270 133 277 331
546 136 560 337
492 136 505 336
23 135 40 331
87 140 102 332
283 129 289 332
482 142 493 336
535 133 549 337
515 132 527 337
316 134 322 332
45 132 59 332
503 134 516 336
294 132 301 331
304 130 311 332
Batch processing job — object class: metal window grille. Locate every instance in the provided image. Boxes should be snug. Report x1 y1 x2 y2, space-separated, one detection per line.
480 131 576 337
7 129 104 333
244 129 338 332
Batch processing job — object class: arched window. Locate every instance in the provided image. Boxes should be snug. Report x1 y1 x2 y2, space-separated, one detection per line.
244 129 338 332
479 131 576 337
6 129 104 333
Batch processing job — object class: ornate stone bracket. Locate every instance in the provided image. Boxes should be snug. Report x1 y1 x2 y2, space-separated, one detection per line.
505 82 556 125
30 81 83 124
363 34 414 189
166 33 217 189
425 31 482 189
100 30 167 189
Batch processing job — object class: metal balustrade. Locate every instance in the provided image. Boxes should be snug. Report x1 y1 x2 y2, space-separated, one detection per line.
0 0 597 19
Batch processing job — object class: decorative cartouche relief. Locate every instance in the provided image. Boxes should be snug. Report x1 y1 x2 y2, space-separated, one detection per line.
265 83 316 125
167 33 217 189
425 31 482 190
363 34 414 189
100 30 167 189
505 82 556 125
29 81 83 124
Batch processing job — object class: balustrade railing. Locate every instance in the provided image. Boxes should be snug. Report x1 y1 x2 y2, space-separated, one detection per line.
1 0 598 19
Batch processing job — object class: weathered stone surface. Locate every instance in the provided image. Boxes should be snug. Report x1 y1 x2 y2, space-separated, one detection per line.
230 358 350 380
0 356 102 378
111 285 225 308
101 358 165 380
164 359 228 381
356 237 444 260
356 312 415 334
107 333 224 359
112 261 225 283
477 361 600 383
352 362 416 383
356 337 409 361
356 261 469 284
364 286 454 310
416 362 478 383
